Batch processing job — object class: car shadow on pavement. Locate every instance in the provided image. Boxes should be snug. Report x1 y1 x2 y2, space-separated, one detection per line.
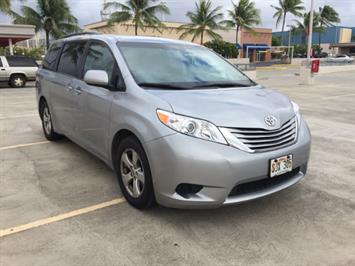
0 82 35 89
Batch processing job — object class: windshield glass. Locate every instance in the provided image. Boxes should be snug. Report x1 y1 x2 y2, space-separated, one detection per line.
117 42 253 89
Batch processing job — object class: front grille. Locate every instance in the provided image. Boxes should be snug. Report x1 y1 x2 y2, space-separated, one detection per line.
229 167 300 197
228 117 297 152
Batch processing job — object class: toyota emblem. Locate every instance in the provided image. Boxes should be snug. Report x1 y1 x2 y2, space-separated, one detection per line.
264 115 277 127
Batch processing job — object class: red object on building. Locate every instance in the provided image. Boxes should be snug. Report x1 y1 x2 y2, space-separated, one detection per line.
311 59 320 73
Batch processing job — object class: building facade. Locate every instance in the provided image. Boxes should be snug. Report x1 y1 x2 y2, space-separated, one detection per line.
0 24 36 55
273 26 355 55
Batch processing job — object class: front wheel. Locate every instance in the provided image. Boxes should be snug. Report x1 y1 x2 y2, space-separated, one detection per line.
115 136 155 209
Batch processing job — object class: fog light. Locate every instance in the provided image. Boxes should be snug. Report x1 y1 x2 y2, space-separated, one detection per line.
176 183 203 198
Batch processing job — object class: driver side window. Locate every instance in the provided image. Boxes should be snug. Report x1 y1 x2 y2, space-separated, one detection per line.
84 42 117 88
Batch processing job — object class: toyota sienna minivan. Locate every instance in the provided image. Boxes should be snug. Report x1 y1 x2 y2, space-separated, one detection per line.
36 33 311 209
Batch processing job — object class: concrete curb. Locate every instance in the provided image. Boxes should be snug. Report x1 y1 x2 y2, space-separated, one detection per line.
318 64 355 75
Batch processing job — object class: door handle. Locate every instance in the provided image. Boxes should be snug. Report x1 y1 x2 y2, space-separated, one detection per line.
0 68 5 71
74 87 82 95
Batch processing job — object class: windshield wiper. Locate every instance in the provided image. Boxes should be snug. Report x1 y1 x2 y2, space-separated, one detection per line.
137 82 190 90
192 82 254 89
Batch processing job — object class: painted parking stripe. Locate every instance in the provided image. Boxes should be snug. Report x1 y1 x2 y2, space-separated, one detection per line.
0 198 126 238
0 141 50 151
0 114 38 120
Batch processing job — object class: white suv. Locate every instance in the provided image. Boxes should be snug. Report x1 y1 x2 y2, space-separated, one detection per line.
0 56 38 88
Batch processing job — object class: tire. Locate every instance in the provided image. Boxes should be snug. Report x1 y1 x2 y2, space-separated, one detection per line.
40 101 62 141
10 74 26 88
115 136 155 209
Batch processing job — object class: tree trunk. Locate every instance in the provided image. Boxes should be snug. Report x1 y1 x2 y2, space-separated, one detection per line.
236 25 240 44
135 22 138 35
200 30 204 45
45 30 50 50
281 12 287 46
236 25 240 58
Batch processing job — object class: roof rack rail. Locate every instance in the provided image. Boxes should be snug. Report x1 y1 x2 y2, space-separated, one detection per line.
63 32 101 38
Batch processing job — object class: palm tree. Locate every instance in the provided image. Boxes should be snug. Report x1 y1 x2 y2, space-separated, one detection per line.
179 0 224 45
294 12 320 45
0 0 10 14
11 0 80 49
318 5 340 48
222 0 260 44
272 0 304 45
104 0 170 36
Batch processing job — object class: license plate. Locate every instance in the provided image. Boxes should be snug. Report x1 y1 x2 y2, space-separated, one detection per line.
270 155 293 178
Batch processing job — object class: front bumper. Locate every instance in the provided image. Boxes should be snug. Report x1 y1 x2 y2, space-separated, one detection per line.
144 119 311 209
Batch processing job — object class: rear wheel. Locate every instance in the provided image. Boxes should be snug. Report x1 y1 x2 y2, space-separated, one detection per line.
40 101 61 141
115 136 155 209
10 74 26 88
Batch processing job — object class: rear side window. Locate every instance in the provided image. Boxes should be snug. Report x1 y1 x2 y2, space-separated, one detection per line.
43 43 62 71
57 42 86 78
6 56 38 67
0 59 3 67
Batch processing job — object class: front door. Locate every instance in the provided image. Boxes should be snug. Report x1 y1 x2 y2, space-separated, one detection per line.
74 41 119 159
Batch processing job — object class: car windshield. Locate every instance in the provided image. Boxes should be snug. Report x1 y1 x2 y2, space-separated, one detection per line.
117 42 254 90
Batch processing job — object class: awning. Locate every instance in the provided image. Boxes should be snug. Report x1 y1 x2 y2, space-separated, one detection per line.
0 24 35 47
243 43 270 50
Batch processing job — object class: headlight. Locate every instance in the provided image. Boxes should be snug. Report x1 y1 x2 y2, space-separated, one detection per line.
291 101 301 125
157 109 227 144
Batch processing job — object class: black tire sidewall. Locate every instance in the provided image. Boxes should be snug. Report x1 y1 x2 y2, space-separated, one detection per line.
40 102 60 141
115 136 155 209
10 75 26 88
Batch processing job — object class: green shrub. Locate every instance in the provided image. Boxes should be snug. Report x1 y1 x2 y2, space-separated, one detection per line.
0 46 45 60
293 44 322 57
294 44 307 57
204 40 239 58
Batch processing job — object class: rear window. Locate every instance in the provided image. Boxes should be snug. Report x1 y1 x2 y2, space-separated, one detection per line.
57 41 86 78
6 56 38 67
43 43 63 71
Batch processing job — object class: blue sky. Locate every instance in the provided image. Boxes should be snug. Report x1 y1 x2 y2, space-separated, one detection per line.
1 0 354 31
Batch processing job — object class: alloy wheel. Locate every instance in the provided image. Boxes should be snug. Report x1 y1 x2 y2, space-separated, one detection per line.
120 148 145 198
43 106 52 135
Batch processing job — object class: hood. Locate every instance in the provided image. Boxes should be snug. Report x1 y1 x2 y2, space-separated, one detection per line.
147 85 294 129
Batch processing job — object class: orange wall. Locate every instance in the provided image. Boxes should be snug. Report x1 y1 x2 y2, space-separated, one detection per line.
240 28 272 46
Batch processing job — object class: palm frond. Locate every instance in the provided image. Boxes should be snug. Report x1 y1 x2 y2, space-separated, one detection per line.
179 0 224 44
0 0 11 13
108 11 132 25
10 0 80 48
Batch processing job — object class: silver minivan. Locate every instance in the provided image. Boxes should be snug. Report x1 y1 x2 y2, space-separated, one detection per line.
36 33 311 209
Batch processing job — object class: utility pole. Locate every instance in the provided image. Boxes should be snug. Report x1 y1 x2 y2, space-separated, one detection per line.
287 25 292 57
307 0 315 63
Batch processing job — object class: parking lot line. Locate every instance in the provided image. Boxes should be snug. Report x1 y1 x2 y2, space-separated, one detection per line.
0 113 38 120
0 198 126 238
0 141 50 151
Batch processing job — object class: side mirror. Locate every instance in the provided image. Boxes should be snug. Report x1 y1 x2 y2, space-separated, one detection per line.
84 70 109 87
